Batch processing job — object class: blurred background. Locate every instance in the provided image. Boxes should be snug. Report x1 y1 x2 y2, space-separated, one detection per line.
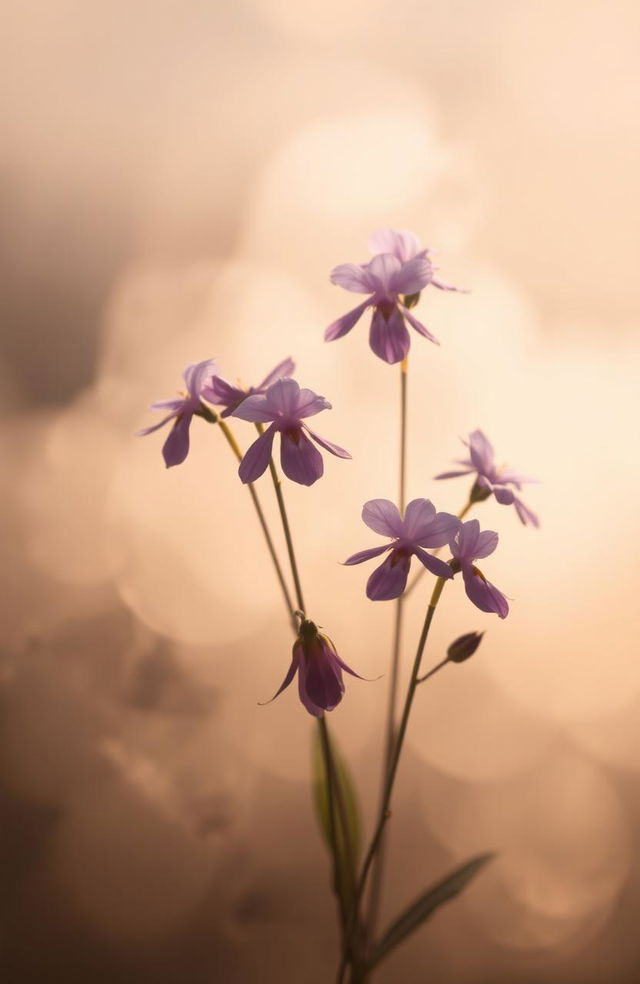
2 0 640 981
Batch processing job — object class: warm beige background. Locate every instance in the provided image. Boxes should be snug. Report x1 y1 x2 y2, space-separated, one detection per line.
2 1 640 981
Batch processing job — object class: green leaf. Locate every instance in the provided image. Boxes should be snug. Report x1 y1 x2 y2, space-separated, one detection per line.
368 853 494 970
312 725 361 867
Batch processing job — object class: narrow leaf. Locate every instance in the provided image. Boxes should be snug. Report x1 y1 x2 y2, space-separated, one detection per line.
369 853 495 969
311 726 361 866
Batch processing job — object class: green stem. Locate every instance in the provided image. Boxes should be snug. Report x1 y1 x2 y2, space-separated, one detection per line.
402 497 473 600
338 575 448 984
365 359 408 943
217 417 296 629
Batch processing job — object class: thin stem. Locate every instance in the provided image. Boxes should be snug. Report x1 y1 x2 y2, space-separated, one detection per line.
338 575 448 984
402 496 473 600
416 655 449 685
217 418 296 628
365 359 408 942
318 715 347 932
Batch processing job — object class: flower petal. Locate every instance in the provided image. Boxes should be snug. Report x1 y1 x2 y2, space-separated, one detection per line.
493 485 516 505
136 410 179 436
514 496 540 528
330 263 376 293
389 254 433 295
263 377 301 417
368 228 421 263
451 519 481 563
304 426 351 459
280 429 324 486
468 430 495 474
413 546 454 580
434 468 474 480
231 394 275 423
401 498 436 540
183 359 217 398
369 305 410 364
417 511 461 548
258 651 300 706
474 529 499 559
296 390 331 419
325 298 371 341
366 551 411 601
259 357 296 389
302 642 345 713
431 277 463 292
367 253 402 295
462 568 509 618
399 304 440 345
362 499 403 537
343 543 391 566
162 414 192 468
238 424 277 483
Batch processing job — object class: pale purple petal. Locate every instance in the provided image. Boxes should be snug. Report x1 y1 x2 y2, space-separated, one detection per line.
434 468 474 480
238 424 277 483
280 429 324 486
162 414 192 468
296 656 324 717
231 394 275 423
474 530 499 559
137 411 180 436
330 263 376 293
366 253 402 295
202 375 241 408
431 277 463 292
263 377 301 417
369 305 410 364
366 550 411 601
463 568 509 618
296 389 331 419
183 359 217 399
304 426 351 459
258 651 300 706
259 357 296 389
451 519 481 562
302 643 344 713
150 398 187 412
343 543 391 566
388 254 433 295
416 511 461 548
401 499 435 540
368 228 421 263
413 547 454 580
325 298 371 341
514 496 540 528
468 430 495 474
493 485 516 505
399 304 440 345
362 499 403 537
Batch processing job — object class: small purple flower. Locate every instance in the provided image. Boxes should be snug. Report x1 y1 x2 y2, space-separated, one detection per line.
137 359 217 468
449 519 509 619
436 429 539 527
261 619 363 717
344 498 459 601
326 227 461 364
201 357 295 418
232 377 351 487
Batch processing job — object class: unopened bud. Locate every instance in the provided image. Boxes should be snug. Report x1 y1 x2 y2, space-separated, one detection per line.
447 631 484 663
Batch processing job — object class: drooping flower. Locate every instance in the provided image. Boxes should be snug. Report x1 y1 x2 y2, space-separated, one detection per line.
435 429 539 527
137 359 218 468
449 519 509 618
343 498 459 601
261 619 363 717
326 227 461 364
202 357 295 418
232 377 351 486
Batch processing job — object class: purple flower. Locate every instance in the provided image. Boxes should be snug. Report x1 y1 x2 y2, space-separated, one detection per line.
344 498 459 601
326 227 461 364
232 377 351 486
436 429 539 527
449 519 509 618
201 357 295 418
137 359 217 468
262 619 363 717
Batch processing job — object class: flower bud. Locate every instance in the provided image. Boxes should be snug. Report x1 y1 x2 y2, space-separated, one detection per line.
447 631 484 664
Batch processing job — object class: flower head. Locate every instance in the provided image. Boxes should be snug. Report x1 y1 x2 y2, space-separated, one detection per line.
449 519 509 618
202 357 295 418
137 359 217 467
326 227 461 364
232 377 351 486
436 429 539 527
261 619 362 717
344 498 459 601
